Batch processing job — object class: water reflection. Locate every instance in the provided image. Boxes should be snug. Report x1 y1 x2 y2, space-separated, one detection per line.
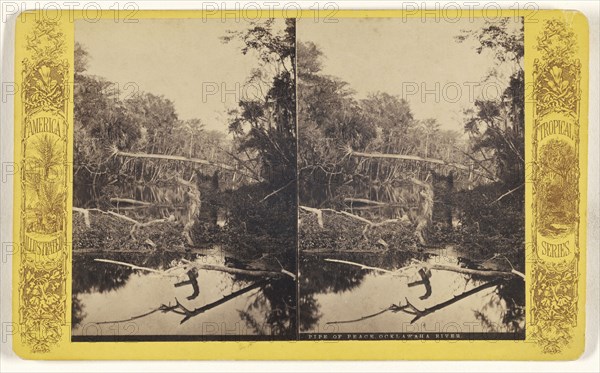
299 250 524 335
72 247 295 338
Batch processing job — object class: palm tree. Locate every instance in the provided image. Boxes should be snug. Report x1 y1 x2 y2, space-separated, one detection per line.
28 134 63 180
25 134 64 233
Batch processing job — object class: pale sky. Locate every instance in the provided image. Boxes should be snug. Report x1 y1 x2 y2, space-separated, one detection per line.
76 19 281 133
76 17 519 135
298 17 518 133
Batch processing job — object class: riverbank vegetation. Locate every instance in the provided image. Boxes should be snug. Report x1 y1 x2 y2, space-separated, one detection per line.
72 19 298 337
298 18 525 274
73 19 297 272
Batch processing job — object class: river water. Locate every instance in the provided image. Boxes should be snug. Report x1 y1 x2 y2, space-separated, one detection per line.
72 246 296 339
72 182 523 339
299 248 525 337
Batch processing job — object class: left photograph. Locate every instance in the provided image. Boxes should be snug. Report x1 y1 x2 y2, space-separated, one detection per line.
71 18 297 341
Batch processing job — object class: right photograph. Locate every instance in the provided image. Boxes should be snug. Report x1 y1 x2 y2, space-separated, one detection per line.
297 17 525 339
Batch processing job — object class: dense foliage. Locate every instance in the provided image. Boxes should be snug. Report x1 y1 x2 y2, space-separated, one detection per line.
73 19 297 268
297 41 470 219
74 43 240 208
298 19 525 273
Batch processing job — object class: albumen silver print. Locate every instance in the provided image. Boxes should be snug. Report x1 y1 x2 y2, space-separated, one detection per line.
69 15 525 342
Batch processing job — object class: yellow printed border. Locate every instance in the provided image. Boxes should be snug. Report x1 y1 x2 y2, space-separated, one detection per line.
14 13 73 354
529 14 588 355
12 9 589 360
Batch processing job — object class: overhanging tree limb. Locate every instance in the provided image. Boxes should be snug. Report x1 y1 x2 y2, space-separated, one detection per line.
347 148 498 181
111 147 259 180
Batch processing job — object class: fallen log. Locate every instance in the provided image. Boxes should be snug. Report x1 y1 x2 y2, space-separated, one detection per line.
95 258 296 280
95 259 168 275
89 208 139 225
170 280 267 324
185 262 295 280
326 257 524 280
344 205 395 211
327 209 373 225
132 215 176 241
299 206 324 228
424 262 525 280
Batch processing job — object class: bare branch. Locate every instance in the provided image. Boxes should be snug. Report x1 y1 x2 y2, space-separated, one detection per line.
99 281 267 325
326 280 504 326
170 281 267 324
489 183 524 205
260 179 295 202
326 305 397 325
406 279 502 323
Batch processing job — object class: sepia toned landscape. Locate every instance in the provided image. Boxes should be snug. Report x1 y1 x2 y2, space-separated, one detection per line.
297 17 525 338
70 16 526 341
71 18 297 340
